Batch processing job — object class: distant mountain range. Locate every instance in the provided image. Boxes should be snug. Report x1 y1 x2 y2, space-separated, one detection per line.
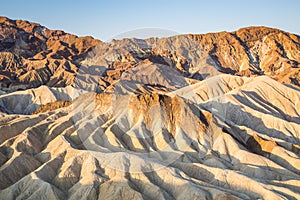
0 16 300 200
1 16 300 93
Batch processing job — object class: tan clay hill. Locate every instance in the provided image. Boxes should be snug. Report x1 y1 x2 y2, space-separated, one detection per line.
1 75 300 199
0 17 300 199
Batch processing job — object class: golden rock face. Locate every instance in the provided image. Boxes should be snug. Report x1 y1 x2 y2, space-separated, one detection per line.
188 26 300 83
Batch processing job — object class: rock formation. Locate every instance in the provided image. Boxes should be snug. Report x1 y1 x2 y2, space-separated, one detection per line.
0 16 100 92
0 17 300 199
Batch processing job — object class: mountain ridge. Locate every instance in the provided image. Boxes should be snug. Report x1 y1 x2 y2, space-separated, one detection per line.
1 16 300 93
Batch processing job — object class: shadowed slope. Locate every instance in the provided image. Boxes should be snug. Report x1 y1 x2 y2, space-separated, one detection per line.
0 75 300 199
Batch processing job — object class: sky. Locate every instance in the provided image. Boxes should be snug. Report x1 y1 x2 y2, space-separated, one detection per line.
1 0 300 41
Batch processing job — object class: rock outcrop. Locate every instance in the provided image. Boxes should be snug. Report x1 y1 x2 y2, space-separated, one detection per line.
0 16 100 92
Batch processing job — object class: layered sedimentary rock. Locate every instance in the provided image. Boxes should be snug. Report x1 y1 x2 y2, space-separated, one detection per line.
0 75 300 199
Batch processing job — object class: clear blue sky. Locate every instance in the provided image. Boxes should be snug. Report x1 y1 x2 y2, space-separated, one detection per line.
1 0 300 41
